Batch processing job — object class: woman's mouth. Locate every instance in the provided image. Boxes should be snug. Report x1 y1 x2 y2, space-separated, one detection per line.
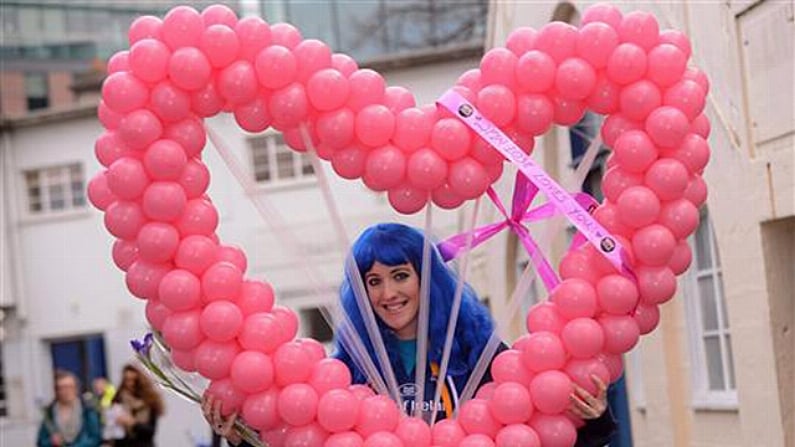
382 300 409 314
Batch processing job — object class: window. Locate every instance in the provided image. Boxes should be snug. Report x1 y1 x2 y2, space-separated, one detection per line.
685 209 737 407
23 163 86 215
249 134 315 184
0 341 6 417
50 335 108 394
300 307 334 343
25 72 49 111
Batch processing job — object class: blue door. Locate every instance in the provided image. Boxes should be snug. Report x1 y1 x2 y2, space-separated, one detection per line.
50 335 108 392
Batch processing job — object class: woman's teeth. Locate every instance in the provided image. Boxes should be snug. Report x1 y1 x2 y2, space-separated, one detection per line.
383 301 408 313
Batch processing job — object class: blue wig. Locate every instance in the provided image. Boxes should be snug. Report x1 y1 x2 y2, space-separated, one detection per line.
333 223 495 384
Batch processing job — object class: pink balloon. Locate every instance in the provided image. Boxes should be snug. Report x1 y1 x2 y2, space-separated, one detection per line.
596 274 639 315
647 44 687 87
207 379 247 417
168 47 212 91
516 51 556 93
129 39 171 83
347 69 386 111
601 114 643 148
175 235 218 275
242 388 280 431
526 302 566 334
496 424 540 447
458 399 501 437
274 341 312 386
200 24 241 68
393 108 433 152
619 80 661 122
103 72 150 114
491 349 533 385
270 83 309 130
551 278 598 320
520 332 567 373
162 310 203 350
515 94 554 135
363 145 406 191
201 4 237 27
162 6 203 49
388 184 429 215
593 202 632 237
237 281 275 316
128 15 162 44
634 303 661 335
348 385 375 401
449 158 489 200
112 239 139 271
143 139 187 180
87 172 117 211
429 118 470 161
316 108 355 149
636 266 677 305
564 358 610 395
646 106 690 149
407 148 448 191
561 318 605 359
231 351 274 393
506 27 537 56
684 174 708 207
480 47 518 87
318 389 359 433
191 82 224 118
383 86 415 114
234 96 272 132
616 185 661 228
236 17 273 61
530 414 577 447
587 72 621 115
331 145 368 179
308 68 350 111
477 85 516 126
261 424 290 447
476 382 498 401
98 101 124 130
672 133 710 174
214 245 247 273
395 417 431 447
104 201 148 240
601 166 643 204
599 315 641 354
460 434 496 447
534 22 578 63
171 348 196 372
141 181 187 222
582 3 623 30
645 158 689 201
552 96 586 126
164 118 206 157
606 43 647 85
330 53 358 78
356 105 396 147
431 182 465 210
309 358 352 395
576 22 619 69
200 301 244 342
659 29 692 57
613 130 658 173
159 269 202 311
326 432 364 447
490 382 533 424
118 109 164 150
294 39 333 82
150 82 191 123
432 420 466 447
558 249 601 284
632 224 676 266
178 159 209 200
136 222 179 263
106 52 130 75
668 240 693 275
355 395 400 438
363 432 403 447
683 67 710 94
194 339 240 380
239 312 285 353
555 58 597 100
598 353 625 383
529 371 573 414
618 11 660 51
218 60 258 105
278 383 318 426
145 298 172 330
255 45 297 89
201 261 243 302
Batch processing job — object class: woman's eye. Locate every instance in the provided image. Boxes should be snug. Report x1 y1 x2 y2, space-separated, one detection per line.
367 278 381 287
394 272 409 281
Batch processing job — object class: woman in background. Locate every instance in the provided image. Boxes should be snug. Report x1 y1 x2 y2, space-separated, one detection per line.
111 364 164 447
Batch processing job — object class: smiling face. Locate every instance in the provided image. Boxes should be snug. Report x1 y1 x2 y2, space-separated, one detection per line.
364 261 421 340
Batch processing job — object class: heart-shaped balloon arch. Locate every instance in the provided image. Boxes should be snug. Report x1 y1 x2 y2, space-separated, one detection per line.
87 3 712 446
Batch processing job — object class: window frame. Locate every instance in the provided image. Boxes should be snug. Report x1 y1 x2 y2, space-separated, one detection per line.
20 162 88 221
248 134 316 190
683 210 738 410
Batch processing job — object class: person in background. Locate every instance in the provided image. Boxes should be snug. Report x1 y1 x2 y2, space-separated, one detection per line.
110 364 164 447
37 369 102 447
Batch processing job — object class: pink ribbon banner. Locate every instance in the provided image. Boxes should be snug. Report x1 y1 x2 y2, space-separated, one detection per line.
437 90 630 274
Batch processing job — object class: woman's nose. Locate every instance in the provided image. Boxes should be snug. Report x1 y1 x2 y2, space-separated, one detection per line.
383 280 398 299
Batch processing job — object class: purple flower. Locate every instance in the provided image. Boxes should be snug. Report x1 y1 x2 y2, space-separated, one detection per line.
130 332 154 357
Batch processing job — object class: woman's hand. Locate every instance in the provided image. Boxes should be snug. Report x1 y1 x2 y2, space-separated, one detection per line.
115 411 135 428
568 375 609 420
201 394 243 446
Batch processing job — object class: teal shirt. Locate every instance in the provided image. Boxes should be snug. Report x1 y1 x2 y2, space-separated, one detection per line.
397 339 417 375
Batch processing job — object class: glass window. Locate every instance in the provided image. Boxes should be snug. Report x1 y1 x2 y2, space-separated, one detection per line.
686 209 736 405
248 134 315 184
23 163 85 215
25 72 49 111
